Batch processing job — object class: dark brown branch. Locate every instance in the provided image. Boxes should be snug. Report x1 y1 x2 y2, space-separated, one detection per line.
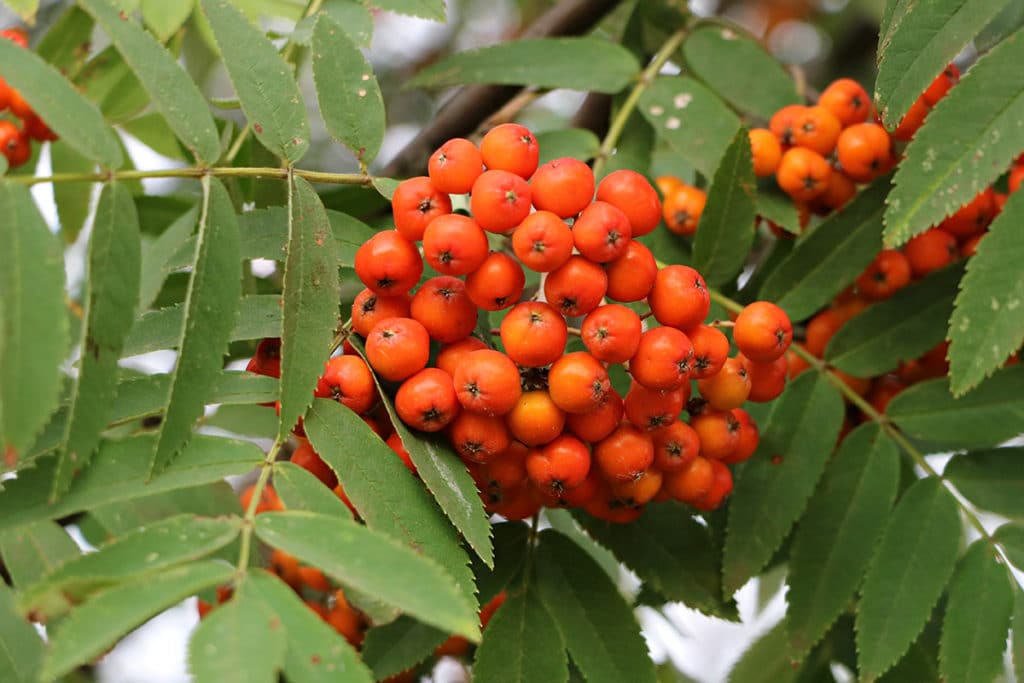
381 0 623 178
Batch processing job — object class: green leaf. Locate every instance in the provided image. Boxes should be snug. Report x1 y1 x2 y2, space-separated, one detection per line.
0 583 44 683
50 141 95 244
759 177 888 321
939 541 1013 683
0 183 69 461
151 177 242 475
536 128 601 165
874 0 1005 128
474 521 530 603
361 617 448 680
886 364 1024 449
546 508 620 582
122 112 189 161
312 14 385 164
473 590 568 683
0 435 263 534
756 188 801 236
304 399 476 600
201 0 310 162
692 127 757 286
883 26 1024 246
350 338 494 568
293 0 374 47
576 503 735 619
994 523 1024 570
723 371 844 595
123 295 281 357
948 189 1024 395
410 38 640 94
107 371 277 426
825 261 965 378
856 478 962 682
944 447 1024 519
682 26 800 119
43 560 234 681
22 515 240 617
786 423 901 658
639 75 741 178
368 0 445 21
244 571 373 683
0 41 122 167
141 0 195 41
54 183 142 497
188 577 287 683
1014 586 1024 682
4 0 39 22
138 206 199 313
80 0 221 163
534 529 657 683
272 461 352 517
0 521 80 589
728 620 798 683
277 178 339 438
36 6 95 77
254 511 480 640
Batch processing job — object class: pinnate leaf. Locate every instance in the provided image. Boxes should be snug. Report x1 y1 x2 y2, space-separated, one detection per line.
874 0 1005 128
682 26 799 119
758 176 887 320
43 560 234 681
409 37 639 94
948 188 1024 395
883 26 1024 246
0 40 122 166
692 127 757 286
786 423 900 658
0 183 69 462
728 619 798 683
856 478 961 682
825 261 964 378
80 0 220 163
277 177 339 438
944 447 1024 519
939 540 1013 683
254 510 480 640
201 0 310 162
886 364 1024 449
151 177 242 475
313 14 385 164
639 76 741 177
473 589 568 683
272 461 353 518
723 371 844 595
55 183 141 497
534 529 657 683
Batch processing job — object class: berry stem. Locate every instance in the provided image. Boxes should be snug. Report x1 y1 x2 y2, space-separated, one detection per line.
592 22 692 179
11 166 375 187
235 436 285 577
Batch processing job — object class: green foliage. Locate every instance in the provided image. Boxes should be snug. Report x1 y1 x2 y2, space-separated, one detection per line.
728 620 798 683
944 447 1024 518
0 520 80 589
0 583 44 682
473 590 568 683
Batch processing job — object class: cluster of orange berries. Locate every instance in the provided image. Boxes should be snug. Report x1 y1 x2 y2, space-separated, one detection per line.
0 28 57 169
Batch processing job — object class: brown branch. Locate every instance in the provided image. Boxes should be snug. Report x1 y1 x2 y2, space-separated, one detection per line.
381 0 623 178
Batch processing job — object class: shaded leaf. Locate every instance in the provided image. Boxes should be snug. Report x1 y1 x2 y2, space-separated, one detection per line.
786 423 900 657
944 447 1024 519
0 583 44 683
886 364 1024 449
0 183 69 461
534 529 657 683
254 511 480 640
43 560 234 681
884 27 1024 246
50 141 94 244
312 14 385 164
0 40 122 166
151 177 242 475
138 206 199 313
0 521 80 589
55 183 142 497
201 0 310 162
682 26 799 119
759 177 887 321
692 127 757 286
825 261 964 378
1014 586 1024 682
272 461 353 517
639 75 740 178
993 523 1024 570
939 541 1013 683
723 371 844 595
410 37 639 94
80 0 220 163
86 481 242 540
856 478 961 682
35 6 94 77
473 589 568 683
536 128 601 165
948 188 1024 395
361 617 448 680
756 188 801 236
728 620 797 683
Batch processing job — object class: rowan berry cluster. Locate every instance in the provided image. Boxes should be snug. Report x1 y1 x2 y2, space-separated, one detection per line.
0 28 58 169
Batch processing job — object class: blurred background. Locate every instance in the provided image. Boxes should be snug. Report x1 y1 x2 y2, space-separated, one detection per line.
2 0 1015 681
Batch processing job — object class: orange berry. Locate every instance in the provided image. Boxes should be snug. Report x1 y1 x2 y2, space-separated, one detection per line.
733 301 792 363
776 147 832 202
596 169 662 237
470 169 532 234
480 123 539 179
428 138 483 194
904 228 958 278
662 184 706 236
529 157 595 218
818 78 871 126
391 176 452 242
749 128 782 177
